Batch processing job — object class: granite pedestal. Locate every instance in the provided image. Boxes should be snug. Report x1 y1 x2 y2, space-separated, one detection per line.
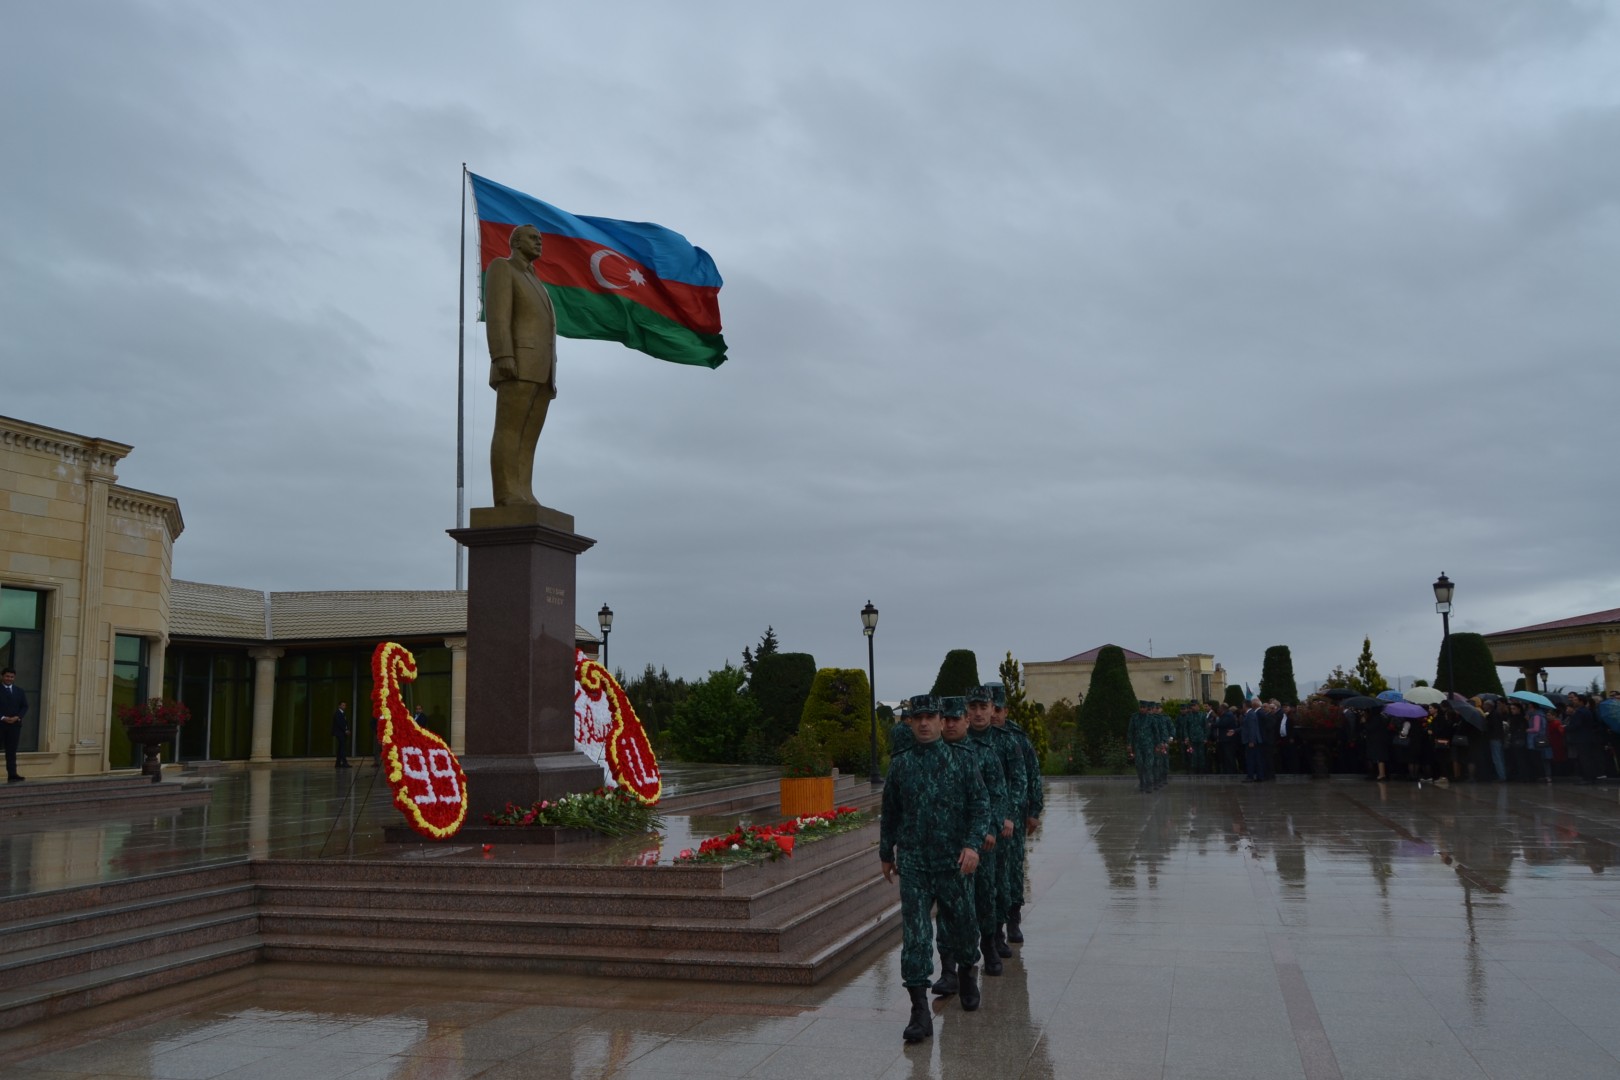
449 505 604 818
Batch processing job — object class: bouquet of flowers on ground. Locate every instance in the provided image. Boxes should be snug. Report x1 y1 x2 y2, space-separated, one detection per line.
677 806 868 863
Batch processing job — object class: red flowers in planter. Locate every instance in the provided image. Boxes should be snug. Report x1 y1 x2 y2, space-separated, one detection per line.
115 698 190 728
678 806 866 862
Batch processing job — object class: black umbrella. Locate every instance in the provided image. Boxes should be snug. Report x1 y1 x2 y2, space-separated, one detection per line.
1343 696 1384 710
1451 701 1486 730
1549 692 1569 707
1477 693 1502 701
1320 688 1359 701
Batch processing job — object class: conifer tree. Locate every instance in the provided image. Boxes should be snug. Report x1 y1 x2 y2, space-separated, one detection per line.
1434 633 1506 697
1077 645 1137 763
930 650 982 697
1349 637 1389 696
1258 645 1300 705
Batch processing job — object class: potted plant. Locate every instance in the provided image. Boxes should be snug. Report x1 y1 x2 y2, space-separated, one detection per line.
778 731 835 817
114 697 189 782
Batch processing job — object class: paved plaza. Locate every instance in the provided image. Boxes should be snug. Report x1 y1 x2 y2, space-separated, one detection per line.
6 774 1620 1079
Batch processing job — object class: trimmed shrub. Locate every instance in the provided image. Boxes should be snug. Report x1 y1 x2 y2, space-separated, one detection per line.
930 650 982 697
1258 645 1300 705
751 651 817 758
1434 633 1506 697
1077 645 1137 763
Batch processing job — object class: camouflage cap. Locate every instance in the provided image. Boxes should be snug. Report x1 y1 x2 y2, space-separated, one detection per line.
908 694 940 715
939 695 967 718
980 682 1007 707
965 685 993 704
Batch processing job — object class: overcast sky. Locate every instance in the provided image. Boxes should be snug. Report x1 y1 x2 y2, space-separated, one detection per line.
5 1 1616 698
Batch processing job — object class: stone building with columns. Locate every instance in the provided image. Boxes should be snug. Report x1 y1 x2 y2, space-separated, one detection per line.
1 413 598 778
1482 608 1620 695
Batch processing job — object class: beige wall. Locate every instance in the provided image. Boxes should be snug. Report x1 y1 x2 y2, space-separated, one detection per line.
1 417 182 777
1025 653 1226 708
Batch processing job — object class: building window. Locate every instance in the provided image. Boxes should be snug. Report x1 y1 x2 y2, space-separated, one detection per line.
0 586 46 752
163 649 254 761
108 634 151 768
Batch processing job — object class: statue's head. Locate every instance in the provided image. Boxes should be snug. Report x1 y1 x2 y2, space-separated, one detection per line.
510 224 543 262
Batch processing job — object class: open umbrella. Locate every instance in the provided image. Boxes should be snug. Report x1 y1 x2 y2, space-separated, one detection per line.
1478 693 1502 701
1320 688 1359 701
1452 701 1486 729
1599 698 1620 735
1377 690 1404 703
1548 692 1569 707
1509 690 1554 709
1403 686 1445 705
1343 696 1384 711
1384 701 1428 720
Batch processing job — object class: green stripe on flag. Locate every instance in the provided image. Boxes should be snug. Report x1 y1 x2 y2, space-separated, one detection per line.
546 283 727 369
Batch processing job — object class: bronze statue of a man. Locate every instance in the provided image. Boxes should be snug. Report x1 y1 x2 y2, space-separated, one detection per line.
485 224 557 507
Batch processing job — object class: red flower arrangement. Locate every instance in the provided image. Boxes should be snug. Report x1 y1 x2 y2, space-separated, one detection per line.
115 698 190 728
677 806 866 863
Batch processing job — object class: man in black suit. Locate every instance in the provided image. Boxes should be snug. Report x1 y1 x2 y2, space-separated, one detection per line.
332 701 352 768
0 668 28 782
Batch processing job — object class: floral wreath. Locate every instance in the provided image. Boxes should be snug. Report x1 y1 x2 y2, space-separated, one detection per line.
574 650 661 804
372 641 469 839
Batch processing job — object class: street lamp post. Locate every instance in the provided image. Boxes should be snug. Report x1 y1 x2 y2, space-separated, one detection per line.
597 603 614 673
1433 573 1455 693
861 600 880 786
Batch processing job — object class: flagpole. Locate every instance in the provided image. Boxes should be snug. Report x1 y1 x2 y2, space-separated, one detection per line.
455 162 467 590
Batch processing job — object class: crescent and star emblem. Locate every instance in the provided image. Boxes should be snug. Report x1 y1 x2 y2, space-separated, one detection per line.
589 249 648 290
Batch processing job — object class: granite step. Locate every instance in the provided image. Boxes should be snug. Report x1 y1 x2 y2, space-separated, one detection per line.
0 935 263 1031
0 881 257 952
0 863 250 923
261 899 900 985
0 780 213 821
0 906 259 986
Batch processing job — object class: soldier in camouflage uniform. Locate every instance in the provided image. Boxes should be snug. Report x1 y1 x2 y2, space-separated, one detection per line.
890 695 931 758
968 686 1024 964
987 683 1042 944
1179 701 1212 775
880 698 990 1042
1128 701 1158 793
935 693 1004 990
1151 702 1172 790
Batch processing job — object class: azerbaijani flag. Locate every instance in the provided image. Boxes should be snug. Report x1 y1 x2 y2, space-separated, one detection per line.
468 173 727 369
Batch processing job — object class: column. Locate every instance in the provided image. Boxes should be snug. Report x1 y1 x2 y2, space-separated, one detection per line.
1599 654 1620 696
247 647 284 763
75 470 113 762
1519 667 1540 694
445 636 468 755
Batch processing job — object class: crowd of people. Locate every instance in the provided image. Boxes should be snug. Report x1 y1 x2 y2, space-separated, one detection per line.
879 685 1043 1044
1134 691 1620 784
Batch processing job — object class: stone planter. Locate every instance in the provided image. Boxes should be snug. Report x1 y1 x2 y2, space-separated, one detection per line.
779 776 834 818
122 722 180 782
1297 728 1338 779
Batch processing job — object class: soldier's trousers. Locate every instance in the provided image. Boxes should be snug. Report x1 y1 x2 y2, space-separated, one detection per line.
1153 751 1168 785
903 867 978 987
1002 819 1027 913
1189 748 1206 774
1134 751 1153 791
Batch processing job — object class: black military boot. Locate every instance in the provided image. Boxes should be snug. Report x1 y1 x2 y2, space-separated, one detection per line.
1006 905 1024 944
980 934 1003 976
995 927 1012 958
903 985 933 1043
958 963 981 1011
930 957 958 996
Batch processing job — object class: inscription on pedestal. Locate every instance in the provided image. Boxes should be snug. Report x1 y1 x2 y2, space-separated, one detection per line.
546 586 566 607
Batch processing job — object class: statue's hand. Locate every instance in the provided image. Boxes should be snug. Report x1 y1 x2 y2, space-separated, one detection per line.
492 355 517 381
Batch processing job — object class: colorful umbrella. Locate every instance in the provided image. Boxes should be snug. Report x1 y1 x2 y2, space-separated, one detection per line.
1384 701 1428 720
1377 690 1404 703
1403 686 1446 705
1509 690 1554 709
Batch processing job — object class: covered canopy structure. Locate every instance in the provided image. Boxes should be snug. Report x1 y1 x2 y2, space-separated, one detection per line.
1482 608 1620 693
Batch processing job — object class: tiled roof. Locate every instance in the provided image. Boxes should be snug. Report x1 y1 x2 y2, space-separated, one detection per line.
1487 608 1620 637
1059 645 1152 663
171 580 598 645
270 589 467 640
171 580 267 640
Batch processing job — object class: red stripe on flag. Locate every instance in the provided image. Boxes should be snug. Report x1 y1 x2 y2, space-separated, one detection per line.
480 221 721 335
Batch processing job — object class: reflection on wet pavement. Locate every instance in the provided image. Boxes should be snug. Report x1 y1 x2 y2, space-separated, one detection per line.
6 778 1620 1078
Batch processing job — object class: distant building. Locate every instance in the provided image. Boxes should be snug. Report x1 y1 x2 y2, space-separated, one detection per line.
0 414 597 777
1023 645 1226 708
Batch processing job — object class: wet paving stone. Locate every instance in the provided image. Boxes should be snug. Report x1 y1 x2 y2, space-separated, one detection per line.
5 777 1620 1077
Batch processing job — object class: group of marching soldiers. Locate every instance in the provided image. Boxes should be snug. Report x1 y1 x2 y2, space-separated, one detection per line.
878 683 1044 1044
1127 700 1176 793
